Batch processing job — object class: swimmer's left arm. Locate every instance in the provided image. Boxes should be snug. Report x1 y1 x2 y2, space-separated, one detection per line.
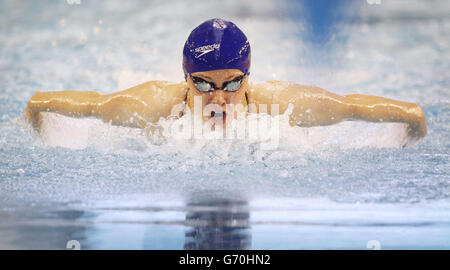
248 81 427 140
345 94 427 140
248 81 352 126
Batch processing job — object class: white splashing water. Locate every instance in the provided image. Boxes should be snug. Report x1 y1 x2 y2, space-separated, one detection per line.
25 104 409 153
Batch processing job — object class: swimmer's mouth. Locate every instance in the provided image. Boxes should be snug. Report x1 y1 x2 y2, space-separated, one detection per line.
210 111 226 124
211 111 226 118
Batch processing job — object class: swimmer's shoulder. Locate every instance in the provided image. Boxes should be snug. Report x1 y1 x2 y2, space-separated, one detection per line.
116 80 188 104
247 80 312 104
248 80 328 98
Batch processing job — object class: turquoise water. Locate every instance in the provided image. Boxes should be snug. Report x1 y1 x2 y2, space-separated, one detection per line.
0 0 449 249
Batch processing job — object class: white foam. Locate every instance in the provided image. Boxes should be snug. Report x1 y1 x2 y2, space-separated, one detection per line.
32 110 409 153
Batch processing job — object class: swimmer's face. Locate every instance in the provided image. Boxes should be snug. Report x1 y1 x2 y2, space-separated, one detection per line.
186 69 248 125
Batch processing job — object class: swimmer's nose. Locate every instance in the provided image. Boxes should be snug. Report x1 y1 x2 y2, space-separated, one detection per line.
210 91 227 107
209 91 227 118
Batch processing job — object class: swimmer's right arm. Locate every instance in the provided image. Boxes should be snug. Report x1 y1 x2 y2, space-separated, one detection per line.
23 90 102 130
23 81 187 130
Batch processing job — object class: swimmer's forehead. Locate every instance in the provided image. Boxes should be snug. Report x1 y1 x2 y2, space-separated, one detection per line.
191 69 244 81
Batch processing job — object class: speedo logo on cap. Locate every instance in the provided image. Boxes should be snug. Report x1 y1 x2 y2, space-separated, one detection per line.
194 43 220 58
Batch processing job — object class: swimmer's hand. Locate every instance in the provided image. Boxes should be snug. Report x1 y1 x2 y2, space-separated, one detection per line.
22 106 43 132
342 94 427 146
405 105 427 143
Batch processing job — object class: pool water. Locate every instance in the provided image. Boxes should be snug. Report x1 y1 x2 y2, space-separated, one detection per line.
0 0 449 249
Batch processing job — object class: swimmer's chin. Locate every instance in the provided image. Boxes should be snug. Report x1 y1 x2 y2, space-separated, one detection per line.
208 114 227 127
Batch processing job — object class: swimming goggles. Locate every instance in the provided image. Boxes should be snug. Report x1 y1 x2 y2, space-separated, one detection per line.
191 75 244 92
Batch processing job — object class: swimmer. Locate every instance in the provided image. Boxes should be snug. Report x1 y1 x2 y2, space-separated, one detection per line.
22 18 427 143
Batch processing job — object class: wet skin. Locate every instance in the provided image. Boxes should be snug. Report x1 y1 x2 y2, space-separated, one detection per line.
23 68 427 143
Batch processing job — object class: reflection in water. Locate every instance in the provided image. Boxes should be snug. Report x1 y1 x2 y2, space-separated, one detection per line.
183 197 251 250
1 197 251 249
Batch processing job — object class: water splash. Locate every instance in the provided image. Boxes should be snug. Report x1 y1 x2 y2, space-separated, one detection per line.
19 107 410 154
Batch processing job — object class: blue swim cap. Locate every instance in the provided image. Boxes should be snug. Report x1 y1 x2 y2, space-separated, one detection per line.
183 18 251 80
